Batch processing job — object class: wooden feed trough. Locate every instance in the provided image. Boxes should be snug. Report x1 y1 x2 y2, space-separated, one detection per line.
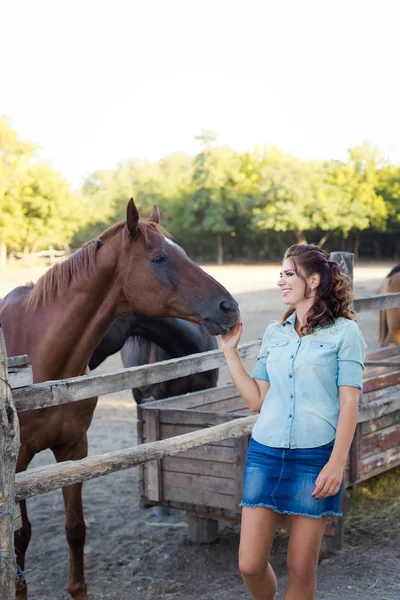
138 344 400 545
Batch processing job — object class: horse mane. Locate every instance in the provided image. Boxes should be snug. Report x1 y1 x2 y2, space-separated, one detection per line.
387 264 400 279
26 219 170 311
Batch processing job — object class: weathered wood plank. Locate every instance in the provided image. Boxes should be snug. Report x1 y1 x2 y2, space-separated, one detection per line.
13 503 22 533
14 414 257 500
177 445 235 463
364 361 400 368
201 396 248 414
361 447 400 477
6 355 29 369
8 366 33 390
361 409 400 434
187 514 219 544
361 425 400 456
163 486 237 511
362 383 400 404
160 424 234 447
358 392 400 423
141 385 239 410
363 371 400 394
157 409 239 427
354 292 400 312
144 410 161 502
331 252 353 288
13 342 261 412
162 471 236 495
0 329 20 599
162 456 236 478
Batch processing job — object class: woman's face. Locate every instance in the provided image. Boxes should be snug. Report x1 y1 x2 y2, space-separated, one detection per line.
278 258 309 306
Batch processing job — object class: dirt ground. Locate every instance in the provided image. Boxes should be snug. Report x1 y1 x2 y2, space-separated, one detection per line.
1 261 400 600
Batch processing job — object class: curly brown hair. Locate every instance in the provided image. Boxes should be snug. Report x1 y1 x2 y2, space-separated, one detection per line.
280 244 355 334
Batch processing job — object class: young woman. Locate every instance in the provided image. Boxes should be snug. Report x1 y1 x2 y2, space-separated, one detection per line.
221 244 366 600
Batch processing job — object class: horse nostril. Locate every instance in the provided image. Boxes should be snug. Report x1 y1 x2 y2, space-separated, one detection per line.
219 300 238 315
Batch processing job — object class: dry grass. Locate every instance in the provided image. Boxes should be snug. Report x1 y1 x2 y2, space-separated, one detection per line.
346 467 400 533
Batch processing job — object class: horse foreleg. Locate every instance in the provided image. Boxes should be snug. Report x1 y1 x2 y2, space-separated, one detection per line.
53 437 88 600
14 500 31 600
15 451 34 600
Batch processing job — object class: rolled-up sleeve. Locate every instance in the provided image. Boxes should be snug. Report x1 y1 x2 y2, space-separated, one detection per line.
337 321 367 389
253 327 270 382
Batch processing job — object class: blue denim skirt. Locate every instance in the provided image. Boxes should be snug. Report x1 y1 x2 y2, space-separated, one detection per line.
240 437 343 519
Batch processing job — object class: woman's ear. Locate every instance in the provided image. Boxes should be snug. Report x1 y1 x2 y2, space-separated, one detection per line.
310 272 320 290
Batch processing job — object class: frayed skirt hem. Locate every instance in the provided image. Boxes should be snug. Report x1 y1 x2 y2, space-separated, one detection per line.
239 502 343 519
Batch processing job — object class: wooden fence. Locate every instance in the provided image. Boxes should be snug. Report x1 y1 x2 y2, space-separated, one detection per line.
0 252 400 597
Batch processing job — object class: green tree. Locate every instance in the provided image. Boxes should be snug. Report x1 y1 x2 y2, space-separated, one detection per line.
0 118 86 256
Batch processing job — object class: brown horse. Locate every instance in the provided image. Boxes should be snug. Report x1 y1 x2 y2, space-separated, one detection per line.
0 198 239 600
379 264 400 346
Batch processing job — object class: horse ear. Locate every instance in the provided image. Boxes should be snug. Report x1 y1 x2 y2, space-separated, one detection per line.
126 198 139 236
148 205 160 224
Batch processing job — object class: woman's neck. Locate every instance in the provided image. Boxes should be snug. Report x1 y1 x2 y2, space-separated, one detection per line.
293 300 315 333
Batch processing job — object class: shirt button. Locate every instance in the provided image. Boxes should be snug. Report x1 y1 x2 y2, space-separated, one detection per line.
289 374 293 378
290 355 294 359
289 414 293 418
290 394 294 398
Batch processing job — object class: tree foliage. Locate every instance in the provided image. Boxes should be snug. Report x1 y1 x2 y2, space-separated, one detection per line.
1 119 399 261
0 118 86 253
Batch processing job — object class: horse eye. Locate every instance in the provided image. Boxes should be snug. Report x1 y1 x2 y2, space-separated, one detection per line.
151 255 167 264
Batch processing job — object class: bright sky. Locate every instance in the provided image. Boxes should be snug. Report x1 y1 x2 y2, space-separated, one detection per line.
2 0 400 189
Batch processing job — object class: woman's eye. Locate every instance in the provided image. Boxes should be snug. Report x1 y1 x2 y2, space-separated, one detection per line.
151 255 167 264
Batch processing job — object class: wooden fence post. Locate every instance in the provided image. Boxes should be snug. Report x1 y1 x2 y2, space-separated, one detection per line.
0 328 20 599
324 251 354 553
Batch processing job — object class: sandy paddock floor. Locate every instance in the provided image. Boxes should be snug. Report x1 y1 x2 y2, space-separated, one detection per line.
1 261 400 600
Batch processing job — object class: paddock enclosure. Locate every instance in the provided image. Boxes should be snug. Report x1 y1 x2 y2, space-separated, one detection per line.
1 253 400 599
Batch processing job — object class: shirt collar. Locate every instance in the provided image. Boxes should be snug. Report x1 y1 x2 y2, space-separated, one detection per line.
285 310 297 327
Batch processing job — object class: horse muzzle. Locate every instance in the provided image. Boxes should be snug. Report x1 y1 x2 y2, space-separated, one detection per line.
200 297 240 336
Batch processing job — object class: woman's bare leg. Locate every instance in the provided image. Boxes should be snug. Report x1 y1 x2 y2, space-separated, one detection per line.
283 515 327 600
239 507 280 600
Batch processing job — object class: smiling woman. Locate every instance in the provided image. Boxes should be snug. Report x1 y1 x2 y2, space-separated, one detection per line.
220 243 366 600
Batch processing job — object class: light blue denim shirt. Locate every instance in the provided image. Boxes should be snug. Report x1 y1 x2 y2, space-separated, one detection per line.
252 312 367 449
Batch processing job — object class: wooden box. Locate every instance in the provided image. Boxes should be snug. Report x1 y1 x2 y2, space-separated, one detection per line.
138 384 250 522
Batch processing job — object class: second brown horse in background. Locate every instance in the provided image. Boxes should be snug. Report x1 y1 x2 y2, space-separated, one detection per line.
379 264 400 346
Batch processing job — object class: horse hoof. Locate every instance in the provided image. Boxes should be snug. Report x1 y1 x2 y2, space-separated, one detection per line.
68 583 88 600
16 582 27 600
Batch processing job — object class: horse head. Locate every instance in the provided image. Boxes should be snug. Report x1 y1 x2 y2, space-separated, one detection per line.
110 198 239 335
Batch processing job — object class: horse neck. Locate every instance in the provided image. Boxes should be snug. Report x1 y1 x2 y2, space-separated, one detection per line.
129 317 216 358
32 237 127 380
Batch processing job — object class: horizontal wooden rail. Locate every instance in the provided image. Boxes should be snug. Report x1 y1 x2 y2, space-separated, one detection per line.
14 415 257 501
354 292 400 312
13 342 260 412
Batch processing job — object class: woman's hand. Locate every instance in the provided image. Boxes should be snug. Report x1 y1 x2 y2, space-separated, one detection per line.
312 459 344 499
221 321 242 353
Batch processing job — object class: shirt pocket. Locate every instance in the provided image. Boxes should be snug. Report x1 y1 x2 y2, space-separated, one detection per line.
266 339 289 363
304 340 336 366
